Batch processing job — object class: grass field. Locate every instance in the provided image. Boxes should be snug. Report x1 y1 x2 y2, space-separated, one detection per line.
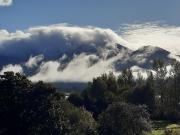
147 121 180 135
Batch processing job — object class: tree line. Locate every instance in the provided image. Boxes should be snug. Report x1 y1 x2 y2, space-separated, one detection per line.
0 60 180 135
69 60 180 121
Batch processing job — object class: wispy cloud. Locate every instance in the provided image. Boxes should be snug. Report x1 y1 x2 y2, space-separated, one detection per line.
29 52 124 82
0 0 13 7
119 22 180 55
25 55 44 68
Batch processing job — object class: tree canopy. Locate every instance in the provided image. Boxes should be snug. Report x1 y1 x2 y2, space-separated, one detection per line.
0 72 97 135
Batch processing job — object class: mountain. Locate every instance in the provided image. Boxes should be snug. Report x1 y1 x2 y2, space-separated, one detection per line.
49 45 180 90
0 43 178 83
114 45 172 71
0 25 179 90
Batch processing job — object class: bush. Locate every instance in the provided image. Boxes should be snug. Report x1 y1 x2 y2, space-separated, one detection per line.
98 102 152 135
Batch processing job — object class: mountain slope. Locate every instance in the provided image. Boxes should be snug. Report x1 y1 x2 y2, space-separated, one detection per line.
114 45 172 71
0 25 179 84
1 43 178 82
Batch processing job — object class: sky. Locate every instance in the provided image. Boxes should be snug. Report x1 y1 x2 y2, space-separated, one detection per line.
1 0 180 31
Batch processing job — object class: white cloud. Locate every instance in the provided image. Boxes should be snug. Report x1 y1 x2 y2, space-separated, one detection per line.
27 24 128 48
130 66 152 79
25 55 44 68
0 23 180 82
0 29 30 44
0 0 12 7
0 64 23 75
0 24 129 82
119 22 180 55
29 53 120 82
0 24 129 64
168 54 180 62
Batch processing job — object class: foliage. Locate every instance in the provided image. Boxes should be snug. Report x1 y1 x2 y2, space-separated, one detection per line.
0 72 97 135
98 102 152 135
127 84 155 113
1 59 180 134
148 121 180 135
69 71 136 118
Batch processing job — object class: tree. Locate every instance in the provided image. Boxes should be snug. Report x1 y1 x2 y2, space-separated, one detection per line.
106 72 119 93
76 73 119 118
0 72 97 135
68 92 84 107
127 85 155 113
153 60 167 117
0 72 32 135
136 72 145 87
168 60 180 119
81 76 111 118
98 102 152 135
116 69 135 101
117 69 135 89
127 71 155 114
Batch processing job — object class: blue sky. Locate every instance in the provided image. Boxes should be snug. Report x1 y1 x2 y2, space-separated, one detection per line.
0 0 180 31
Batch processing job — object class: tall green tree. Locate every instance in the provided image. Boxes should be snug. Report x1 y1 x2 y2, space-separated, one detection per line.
169 61 180 119
153 60 167 117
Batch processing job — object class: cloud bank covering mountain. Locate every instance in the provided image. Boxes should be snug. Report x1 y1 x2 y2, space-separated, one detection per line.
0 23 180 83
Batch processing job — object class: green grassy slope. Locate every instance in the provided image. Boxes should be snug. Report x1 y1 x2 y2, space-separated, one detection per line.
146 121 180 135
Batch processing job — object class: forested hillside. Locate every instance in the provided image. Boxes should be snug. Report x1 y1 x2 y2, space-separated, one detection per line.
0 60 180 135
